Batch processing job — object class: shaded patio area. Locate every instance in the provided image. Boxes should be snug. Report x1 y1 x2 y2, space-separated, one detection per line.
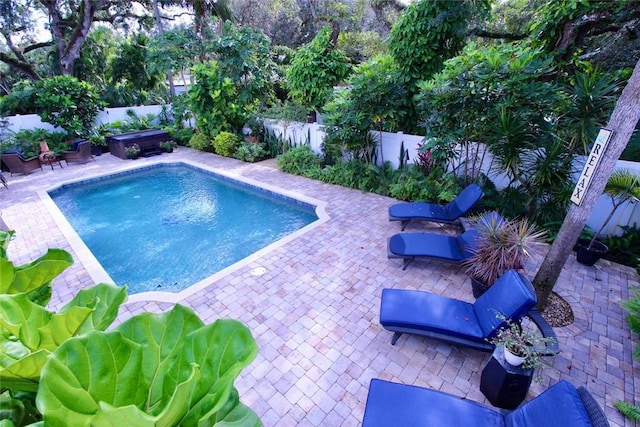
0 147 638 426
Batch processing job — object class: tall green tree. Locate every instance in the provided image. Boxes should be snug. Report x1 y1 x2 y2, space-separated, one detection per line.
533 58 640 308
388 0 491 89
286 25 352 113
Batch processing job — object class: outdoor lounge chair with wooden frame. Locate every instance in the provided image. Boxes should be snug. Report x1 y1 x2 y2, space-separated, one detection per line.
362 379 610 427
379 269 558 355
1 152 43 176
62 139 94 165
388 183 484 230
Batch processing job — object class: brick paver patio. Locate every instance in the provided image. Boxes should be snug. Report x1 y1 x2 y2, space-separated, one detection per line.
1 147 638 426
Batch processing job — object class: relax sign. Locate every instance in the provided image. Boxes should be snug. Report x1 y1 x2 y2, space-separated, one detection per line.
571 128 613 205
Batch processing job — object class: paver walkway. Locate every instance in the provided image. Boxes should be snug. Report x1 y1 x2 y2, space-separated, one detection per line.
1 148 638 426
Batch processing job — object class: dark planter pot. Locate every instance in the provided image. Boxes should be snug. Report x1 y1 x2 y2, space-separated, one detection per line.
306 111 317 123
471 277 490 298
91 145 102 156
575 238 608 266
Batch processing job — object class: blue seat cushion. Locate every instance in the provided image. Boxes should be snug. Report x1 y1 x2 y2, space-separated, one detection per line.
380 288 486 342
445 184 484 219
389 202 450 221
388 233 466 261
473 270 537 338
505 381 593 427
363 379 505 427
71 139 87 151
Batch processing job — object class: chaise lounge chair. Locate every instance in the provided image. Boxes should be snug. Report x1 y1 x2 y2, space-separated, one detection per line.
388 211 503 270
388 227 480 270
362 379 609 427
380 269 558 353
389 183 483 230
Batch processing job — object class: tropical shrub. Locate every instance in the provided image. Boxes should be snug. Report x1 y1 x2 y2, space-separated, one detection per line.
616 286 640 421
35 75 104 138
213 132 241 157
322 55 408 165
415 41 575 224
235 140 268 163
188 133 213 151
601 224 640 267
287 25 352 112
388 167 459 203
213 23 276 109
189 61 244 137
277 145 323 175
169 127 195 146
322 89 376 164
0 81 38 115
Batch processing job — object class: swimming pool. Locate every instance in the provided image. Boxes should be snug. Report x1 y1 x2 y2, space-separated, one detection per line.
48 163 320 295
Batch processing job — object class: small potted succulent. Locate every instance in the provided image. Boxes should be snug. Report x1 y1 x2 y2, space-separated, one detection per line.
463 212 547 297
124 143 141 159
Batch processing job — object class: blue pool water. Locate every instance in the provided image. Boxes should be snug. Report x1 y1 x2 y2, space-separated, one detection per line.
50 164 317 294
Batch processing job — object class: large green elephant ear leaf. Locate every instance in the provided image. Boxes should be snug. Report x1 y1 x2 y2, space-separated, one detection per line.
180 318 259 425
60 284 128 334
8 249 73 296
115 305 260 426
36 331 148 427
206 387 262 427
0 294 92 351
113 304 205 412
0 258 16 294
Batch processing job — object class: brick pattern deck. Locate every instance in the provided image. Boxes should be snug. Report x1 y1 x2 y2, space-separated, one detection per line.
0 148 638 426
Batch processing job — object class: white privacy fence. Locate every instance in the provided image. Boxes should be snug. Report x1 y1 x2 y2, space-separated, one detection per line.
265 120 640 237
4 105 167 135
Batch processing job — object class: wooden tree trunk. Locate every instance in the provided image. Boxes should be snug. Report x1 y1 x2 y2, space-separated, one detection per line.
533 58 640 308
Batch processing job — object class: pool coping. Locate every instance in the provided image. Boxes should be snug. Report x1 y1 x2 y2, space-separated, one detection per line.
39 158 329 304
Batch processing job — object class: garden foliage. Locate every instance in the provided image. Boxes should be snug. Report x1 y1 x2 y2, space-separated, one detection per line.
213 131 240 157
0 230 260 426
35 76 104 138
287 25 352 111
189 61 244 138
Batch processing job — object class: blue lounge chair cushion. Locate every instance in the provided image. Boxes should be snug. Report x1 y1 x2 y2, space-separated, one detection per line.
388 228 480 262
473 270 537 339
381 288 486 342
389 183 483 226
506 380 594 427
379 270 537 348
363 379 504 427
363 379 601 427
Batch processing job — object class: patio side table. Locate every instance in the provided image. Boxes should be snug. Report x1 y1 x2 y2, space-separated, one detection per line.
480 345 533 409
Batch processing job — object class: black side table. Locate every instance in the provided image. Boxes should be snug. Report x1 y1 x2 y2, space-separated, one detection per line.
480 346 533 409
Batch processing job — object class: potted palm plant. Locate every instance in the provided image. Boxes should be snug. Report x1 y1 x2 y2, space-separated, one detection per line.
576 169 640 266
463 212 547 297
